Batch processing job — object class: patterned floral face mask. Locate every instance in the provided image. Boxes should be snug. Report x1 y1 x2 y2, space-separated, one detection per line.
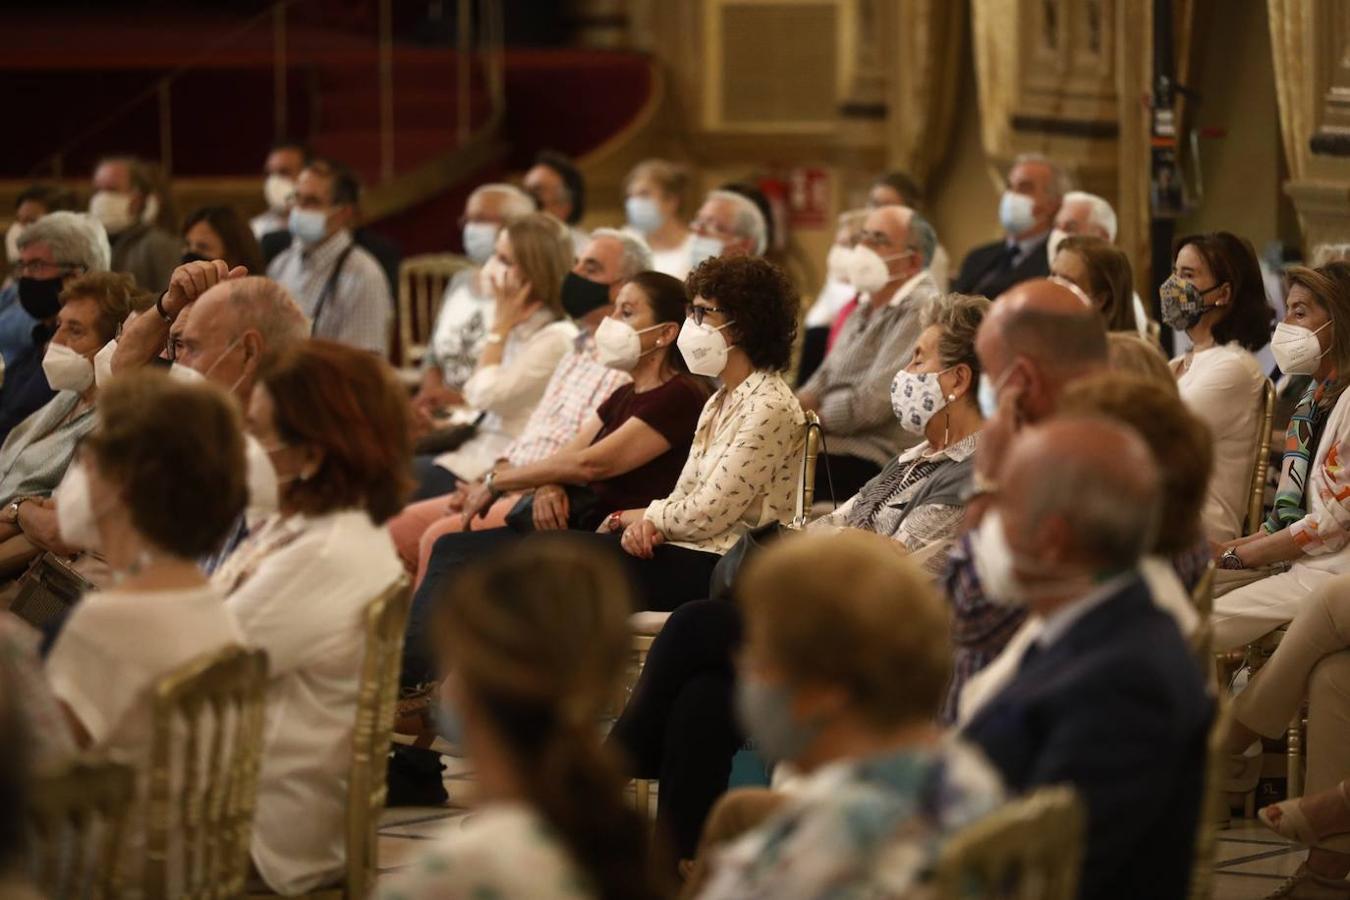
1159 274 1224 333
890 367 955 435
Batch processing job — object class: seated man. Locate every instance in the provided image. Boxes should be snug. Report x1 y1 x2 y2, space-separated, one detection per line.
250 139 309 242
960 416 1211 900
88 155 181 293
0 185 79 368
267 157 392 353
797 204 940 500
687 189 768 268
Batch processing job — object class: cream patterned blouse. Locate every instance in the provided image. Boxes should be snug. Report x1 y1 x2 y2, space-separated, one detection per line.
645 369 806 555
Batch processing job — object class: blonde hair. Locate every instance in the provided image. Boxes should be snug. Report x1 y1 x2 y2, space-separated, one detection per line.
624 159 690 211
504 212 574 317
738 530 951 728
1107 332 1177 395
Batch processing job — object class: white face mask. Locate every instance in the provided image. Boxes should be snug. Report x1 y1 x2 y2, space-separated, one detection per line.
969 511 1027 608
89 190 137 236
1046 227 1070 266
688 234 725 271
595 316 663 372
243 435 281 529
93 339 118 389
1271 320 1331 376
676 317 735 377
462 222 499 265
825 244 852 283
891 367 956 435
288 207 328 245
4 222 23 264
847 244 913 296
264 173 295 212
169 361 204 384
999 190 1036 237
43 342 95 393
55 459 105 552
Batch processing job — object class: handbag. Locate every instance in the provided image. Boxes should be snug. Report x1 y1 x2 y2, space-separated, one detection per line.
504 484 604 532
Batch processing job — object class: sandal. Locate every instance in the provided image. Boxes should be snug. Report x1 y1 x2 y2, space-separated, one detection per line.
1262 798 1322 846
1264 866 1350 899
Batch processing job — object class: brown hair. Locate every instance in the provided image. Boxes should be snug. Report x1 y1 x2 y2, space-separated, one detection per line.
1107 332 1178 394
1286 262 1350 409
1173 231 1273 351
259 340 413 524
685 255 798 371
182 205 265 274
86 370 247 558
437 536 668 900
1057 235 1136 332
1059 372 1212 554
738 530 951 728
505 212 574 317
59 271 154 343
624 159 690 211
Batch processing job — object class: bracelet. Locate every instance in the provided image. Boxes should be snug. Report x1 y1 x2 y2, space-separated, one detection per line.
155 292 173 323
484 333 505 345
605 512 624 533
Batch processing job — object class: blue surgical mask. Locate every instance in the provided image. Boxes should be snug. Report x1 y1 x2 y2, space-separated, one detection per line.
288 207 328 245
733 674 820 764
688 234 725 271
462 221 498 265
625 196 664 234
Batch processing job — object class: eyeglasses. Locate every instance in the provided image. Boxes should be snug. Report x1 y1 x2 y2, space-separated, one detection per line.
689 219 736 239
9 260 84 278
689 305 728 326
855 229 895 248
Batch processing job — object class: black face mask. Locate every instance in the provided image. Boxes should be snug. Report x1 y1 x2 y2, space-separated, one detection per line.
18 276 62 321
561 271 613 319
181 251 210 266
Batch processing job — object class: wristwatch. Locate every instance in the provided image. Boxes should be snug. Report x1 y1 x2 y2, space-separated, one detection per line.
483 470 500 497
1219 548 1246 570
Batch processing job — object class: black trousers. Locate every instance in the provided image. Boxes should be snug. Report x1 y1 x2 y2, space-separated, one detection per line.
411 454 461 501
814 451 881 505
609 597 744 861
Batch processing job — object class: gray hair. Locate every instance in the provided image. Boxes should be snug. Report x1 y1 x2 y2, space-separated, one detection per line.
1312 243 1350 267
225 277 309 351
589 227 654 279
17 211 111 273
1061 190 1118 241
905 212 938 269
1012 153 1074 201
707 189 768 256
922 293 990 378
468 183 536 223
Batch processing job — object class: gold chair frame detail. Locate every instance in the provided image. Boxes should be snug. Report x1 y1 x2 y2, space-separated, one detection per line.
396 254 471 368
28 759 137 899
1245 380 1277 536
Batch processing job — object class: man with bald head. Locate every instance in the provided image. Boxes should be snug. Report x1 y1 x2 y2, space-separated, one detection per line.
176 276 308 402
953 153 1069 299
797 205 940 499
961 417 1210 900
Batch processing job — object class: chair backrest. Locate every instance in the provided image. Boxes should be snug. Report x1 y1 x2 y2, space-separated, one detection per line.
27 759 137 899
1188 697 1230 900
9 552 94 632
341 577 413 898
790 412 823 529
397 254 472 368
1189 561 1217 663
932 785 1085 900
1245 379 1277 534
144 645 269 900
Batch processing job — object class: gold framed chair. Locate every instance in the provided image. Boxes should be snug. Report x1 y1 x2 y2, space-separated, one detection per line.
1189 698 1231 900
1189 561 1217 665
396 254 472 368
27 759 137 900
145 645 270 900
932 785 1085 900
790 411 823 530
1244 380 1277 535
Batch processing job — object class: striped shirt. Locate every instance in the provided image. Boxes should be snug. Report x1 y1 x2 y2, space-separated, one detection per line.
267 229 392 354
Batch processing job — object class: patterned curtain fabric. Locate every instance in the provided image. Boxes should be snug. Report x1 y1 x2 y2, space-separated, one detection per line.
880 0 968 189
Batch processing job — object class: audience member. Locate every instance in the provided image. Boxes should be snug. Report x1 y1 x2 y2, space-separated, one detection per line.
952 154 1069 299
0 272 149 570
414 183 535 411
250 139 310 241
181 205 264 275
379 538 667 900
410 218 602 496
1 212 111 437
940 278 1108 721
211 340 411 893
1049 190 1153 337
525 150 588 254
267 157 392 352
689 530 1003 898
798 205 940 500
798 207 867 384
1165 232 1274 543
43 371 248 886
1313 243 1350 267
1212 262 1350 651
624 159 694 279
719 182 775 259
960 416 1211 900
1107 331 1177 390
1051 234 1137 333
610 292 987 862
88 155 180 293
687 189 767 269
867 170 951 289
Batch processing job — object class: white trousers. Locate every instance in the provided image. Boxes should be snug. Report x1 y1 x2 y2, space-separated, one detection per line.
1213 565 1340 652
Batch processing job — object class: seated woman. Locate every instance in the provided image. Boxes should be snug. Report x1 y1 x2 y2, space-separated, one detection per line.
610 292 988 863
689 531 1003 898
0 272 150 570
1051 234 1140 335
43 370 249 885
402 271 708 584
377 537 666 900
211 339 412 894
181 205 265 273
1212 262 1350 653
1164 231 1273 543
412 212 577 498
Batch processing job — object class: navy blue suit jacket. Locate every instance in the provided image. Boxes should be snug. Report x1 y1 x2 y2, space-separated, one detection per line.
961 576 1212 900
950 235 1051 299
